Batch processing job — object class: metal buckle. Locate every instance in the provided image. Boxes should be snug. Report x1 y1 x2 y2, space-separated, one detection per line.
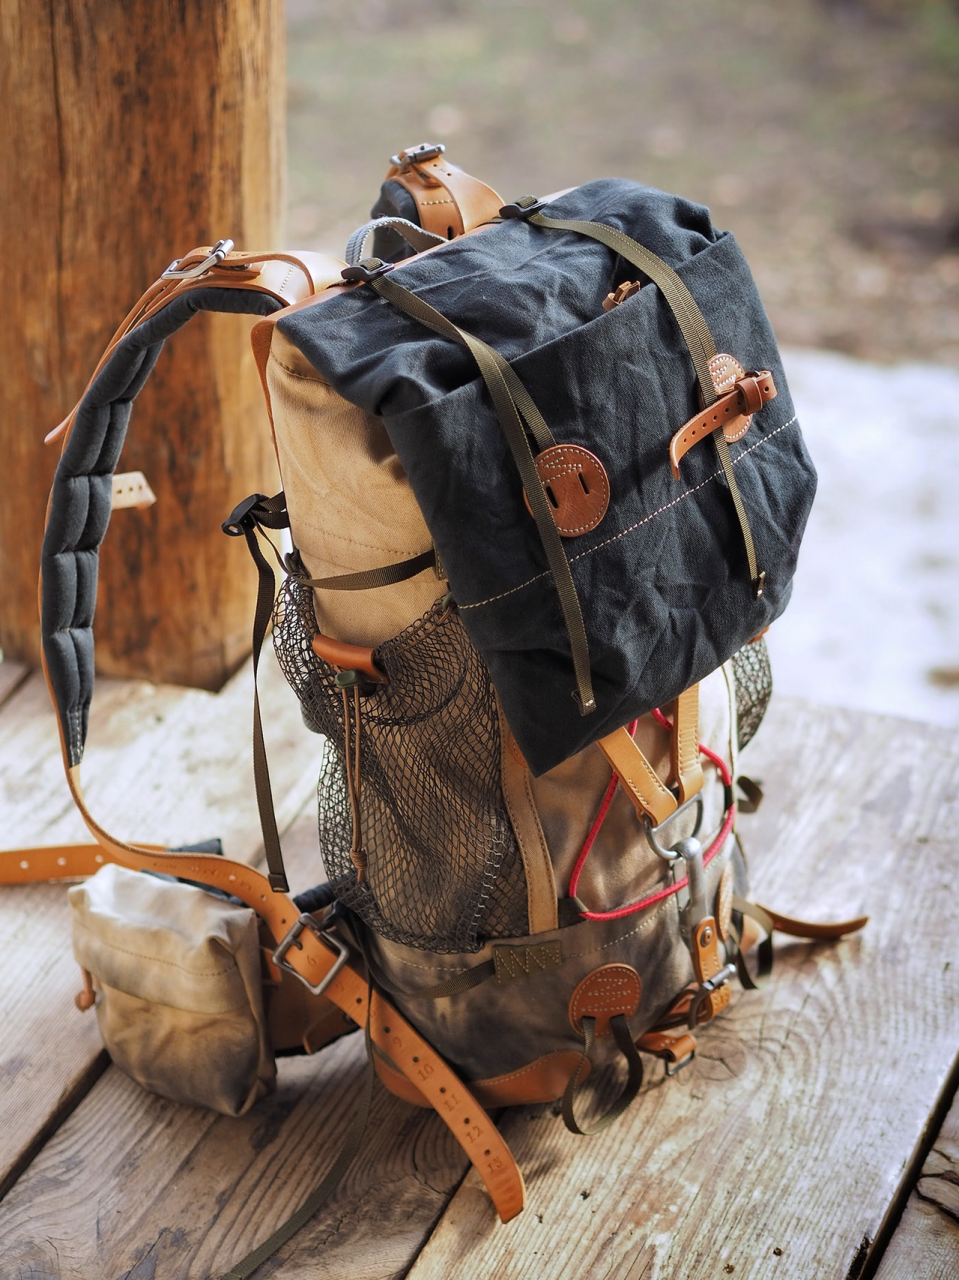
271 911 349 997
643 793 705 860
687 963 737 1030
390 141 445 169
162 237 235 281
664 1046 697 1077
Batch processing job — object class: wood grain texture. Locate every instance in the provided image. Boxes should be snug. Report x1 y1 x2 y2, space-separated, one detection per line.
401 699 959 1280
0 661 29 710
874 1088 959 1279
0 811 472 1280
0 0 285 687
0 647 322 1200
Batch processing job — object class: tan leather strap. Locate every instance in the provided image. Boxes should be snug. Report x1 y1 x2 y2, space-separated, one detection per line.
669 370 777 479
596 725 677 826
0 767 525 1222
386 152 503 239
669 683 704 805
46 247 335 447
738 897 869 941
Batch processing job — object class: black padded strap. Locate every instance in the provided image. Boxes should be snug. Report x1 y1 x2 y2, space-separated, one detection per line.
41 288 284 769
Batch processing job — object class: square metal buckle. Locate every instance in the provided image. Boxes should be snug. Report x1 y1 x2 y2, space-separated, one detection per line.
271 912 349 997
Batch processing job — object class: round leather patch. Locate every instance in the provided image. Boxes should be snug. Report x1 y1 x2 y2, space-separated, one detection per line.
568 963 642 1038
708 353 753 443
716 861 734 942
523 444 610 537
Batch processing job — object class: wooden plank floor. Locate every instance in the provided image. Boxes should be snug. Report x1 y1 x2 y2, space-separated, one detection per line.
0 668 957 1279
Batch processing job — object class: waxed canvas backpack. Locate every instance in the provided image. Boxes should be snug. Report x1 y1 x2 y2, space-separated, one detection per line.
2 146 867 1278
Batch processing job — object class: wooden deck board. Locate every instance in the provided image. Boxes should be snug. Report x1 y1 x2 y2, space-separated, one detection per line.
874 1088 959 1279
0 649 321 1202
0 696 956 1278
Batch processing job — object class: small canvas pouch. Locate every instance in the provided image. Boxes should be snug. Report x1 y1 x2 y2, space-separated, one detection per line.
69 863 276 1116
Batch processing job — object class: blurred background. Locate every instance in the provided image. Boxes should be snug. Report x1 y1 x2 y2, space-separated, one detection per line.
285 0 959 727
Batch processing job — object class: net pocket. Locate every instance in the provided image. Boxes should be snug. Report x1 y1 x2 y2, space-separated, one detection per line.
730 635 773 750
272 577 528 953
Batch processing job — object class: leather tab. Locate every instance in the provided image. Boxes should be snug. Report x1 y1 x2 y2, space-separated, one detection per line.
756 902 869 940
669 358 777 479
691 916 731 1022
522 444 610 537
386 152 503 239
670 683 703 804
596 726 677 826
637 1028 697 1064
310 633 387 684
569 963 642 1038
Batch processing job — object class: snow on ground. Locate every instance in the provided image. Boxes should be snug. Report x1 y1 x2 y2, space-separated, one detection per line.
769 349 959 728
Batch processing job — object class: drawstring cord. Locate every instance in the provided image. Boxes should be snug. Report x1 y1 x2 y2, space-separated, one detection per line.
341 684 367 882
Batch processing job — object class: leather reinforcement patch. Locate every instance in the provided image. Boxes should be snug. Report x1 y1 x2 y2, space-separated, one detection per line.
569 963 642 1038
492 940 563 984
523 444 610 537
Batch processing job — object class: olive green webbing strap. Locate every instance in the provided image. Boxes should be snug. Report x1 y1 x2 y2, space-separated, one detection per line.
220 994 377 1280
370 272 597 714
561 1013 645 1136
528 213 762 592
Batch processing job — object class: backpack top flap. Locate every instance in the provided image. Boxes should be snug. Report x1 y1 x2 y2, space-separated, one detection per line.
277 179 816 775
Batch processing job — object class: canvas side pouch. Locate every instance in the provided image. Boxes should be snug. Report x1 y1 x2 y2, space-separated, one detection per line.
69 863 276 1116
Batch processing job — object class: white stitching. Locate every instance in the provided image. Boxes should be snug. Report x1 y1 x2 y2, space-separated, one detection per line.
459 415 798 611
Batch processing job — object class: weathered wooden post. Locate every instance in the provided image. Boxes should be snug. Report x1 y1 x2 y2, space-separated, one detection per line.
0 0 285 689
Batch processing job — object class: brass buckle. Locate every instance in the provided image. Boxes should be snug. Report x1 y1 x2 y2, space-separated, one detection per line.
271 911 349 997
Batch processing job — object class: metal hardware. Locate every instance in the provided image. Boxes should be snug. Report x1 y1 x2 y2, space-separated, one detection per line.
688 963 737 1030
390 141 446 169
675 836 707 932
271 911 349 997
643 793 705 860
664 1045 697 1077
341 258 395 284
162 238 234 281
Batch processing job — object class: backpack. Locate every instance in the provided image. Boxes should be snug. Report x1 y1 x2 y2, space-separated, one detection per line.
1 144 867 1276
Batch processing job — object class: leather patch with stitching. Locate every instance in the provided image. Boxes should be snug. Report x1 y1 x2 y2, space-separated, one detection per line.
568 963 642 1038
523 445 610 537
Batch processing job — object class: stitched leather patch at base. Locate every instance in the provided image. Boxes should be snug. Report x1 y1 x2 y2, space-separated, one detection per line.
569 963 642 1038
523 444 610 537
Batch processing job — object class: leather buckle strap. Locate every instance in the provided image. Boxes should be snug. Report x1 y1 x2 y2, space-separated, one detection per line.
162 237 234 280
272 912 349 997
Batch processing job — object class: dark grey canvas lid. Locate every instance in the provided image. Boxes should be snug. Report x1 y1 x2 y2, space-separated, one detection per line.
280 179 816 775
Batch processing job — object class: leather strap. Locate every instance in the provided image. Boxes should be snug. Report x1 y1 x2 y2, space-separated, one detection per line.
669 683 704 805
0 769 525 1222
386 152 503 239
669 372 777 479
595 725 677 826
45 248 332 447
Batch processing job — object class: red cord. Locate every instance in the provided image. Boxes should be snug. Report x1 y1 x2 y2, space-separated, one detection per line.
569 708 735 921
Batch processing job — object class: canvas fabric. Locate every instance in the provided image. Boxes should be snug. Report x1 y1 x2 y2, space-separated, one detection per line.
277 179 816 775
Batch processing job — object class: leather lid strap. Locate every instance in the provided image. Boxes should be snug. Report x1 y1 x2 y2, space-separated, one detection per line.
386 153 503 239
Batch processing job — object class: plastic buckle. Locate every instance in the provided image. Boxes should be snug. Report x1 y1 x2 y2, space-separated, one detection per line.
271 910 349 998
341 258 395 284
221 492 269 537
162 237 234 280
390 141 446 169
498 197 549 221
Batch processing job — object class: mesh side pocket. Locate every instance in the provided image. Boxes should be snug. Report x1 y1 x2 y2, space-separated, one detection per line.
273 577 529 953
730 636 773 749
